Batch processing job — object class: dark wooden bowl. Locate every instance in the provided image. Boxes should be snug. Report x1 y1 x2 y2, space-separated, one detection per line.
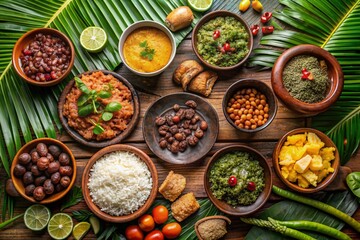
58 70 140 148
10 138 76 204
204 145 272 216
12 28 75 87
82 144 158 223
195 215 231 240
192 10 253 71
222 79 278 133
271 44 343 115
143 92 219 164
273 128 340 193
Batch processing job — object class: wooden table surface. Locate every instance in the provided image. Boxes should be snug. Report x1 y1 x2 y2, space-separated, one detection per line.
2 33 360 240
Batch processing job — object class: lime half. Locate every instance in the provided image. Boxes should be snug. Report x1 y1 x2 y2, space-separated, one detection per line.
72 222 91 240
80 26 107 53
24 204 51 231
47 213 73 240
187 0 213 12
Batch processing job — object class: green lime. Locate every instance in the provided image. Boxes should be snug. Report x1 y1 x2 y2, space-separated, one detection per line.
80 26 107 53
24 204 51 231
89 215 101 235
187 0 213 12
72 222 91 240
47 213 73 240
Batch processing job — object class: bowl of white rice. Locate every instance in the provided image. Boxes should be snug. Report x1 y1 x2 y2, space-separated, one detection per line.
82 144 158 223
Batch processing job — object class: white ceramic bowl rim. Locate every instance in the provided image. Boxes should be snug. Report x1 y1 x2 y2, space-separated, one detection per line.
118 20 176 77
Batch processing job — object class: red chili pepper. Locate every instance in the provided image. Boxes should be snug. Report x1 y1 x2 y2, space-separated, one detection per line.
262 26 274 35
213 30 221 40
247 181 256 191
250 24 260 36
261 12 272 23
223 42 231 52
301 68 314 80
228 176 237 187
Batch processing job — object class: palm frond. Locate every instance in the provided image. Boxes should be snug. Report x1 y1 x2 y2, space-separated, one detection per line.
249 0 360 164
0 0 204 219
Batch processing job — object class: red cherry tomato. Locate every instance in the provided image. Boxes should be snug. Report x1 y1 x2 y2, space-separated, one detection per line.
213 30 221 39
247 181 256 191
138 214 155 232
144 230 164 240
152 205 168 224
162 222 182 239
125 225 144 240
228 175 237 187
223 42 231 52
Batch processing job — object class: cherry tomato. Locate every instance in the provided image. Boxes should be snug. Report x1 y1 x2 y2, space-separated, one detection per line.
162 222 182 239
213 30 221 39
144 230 164 240
228 175 237 187
152 205 168 224
125 225 144 240
172 115 180 124
223 42 231 52
247 181 256 191
138 214 155 232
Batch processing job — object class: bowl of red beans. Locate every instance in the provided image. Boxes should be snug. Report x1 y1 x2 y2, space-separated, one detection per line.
12 28 75 87
222 79 278 133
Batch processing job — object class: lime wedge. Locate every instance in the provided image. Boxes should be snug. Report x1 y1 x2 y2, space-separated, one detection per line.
47 213 73 240
72 222 91 240
89 215 101 235
187 0 213 12
80 26 107 53
24 204 51 231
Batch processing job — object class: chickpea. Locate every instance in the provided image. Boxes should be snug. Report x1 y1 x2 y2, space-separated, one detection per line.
260 99 266 105
255 99 260 105
250 119 255 124
251 125 257 129
230 98 235 104
252 88 258 94
248 109 253 114
264 113 269 119
260 110 264 115
241 89 246 95
260 94 266 100
246 114 252 120
254 109 260 115
250 101 256 107
244 95 250 100
233 109 239 115
245 105 251 109
264 106 269 113
258 105 264 110
235 94 241 99
245 125 250 129
258 115 264 120
258 120 263 126
230 113 236 120
227 108 234 114
245 120 251 126
238 123 244 128
244 109 248 115
246 89 252 94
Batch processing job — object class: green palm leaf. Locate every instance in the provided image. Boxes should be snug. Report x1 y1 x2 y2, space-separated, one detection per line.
249 0 360 164
0 0 205 219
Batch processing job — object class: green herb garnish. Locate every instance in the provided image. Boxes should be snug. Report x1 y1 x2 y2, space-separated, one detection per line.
60 186 83 211
139 40 155 61
72 210 93 222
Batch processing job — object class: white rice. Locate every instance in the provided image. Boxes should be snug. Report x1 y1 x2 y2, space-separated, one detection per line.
88 151 152 216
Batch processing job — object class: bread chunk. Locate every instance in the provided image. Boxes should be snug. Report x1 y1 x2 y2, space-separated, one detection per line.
171 192 200 222
187 71 218 97
173 60 203 89
165 6 194 32
159 171 186 202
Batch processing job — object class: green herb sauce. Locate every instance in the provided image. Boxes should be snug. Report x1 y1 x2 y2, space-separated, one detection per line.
209 151 265 206
283 55 329 103
196 16 249 67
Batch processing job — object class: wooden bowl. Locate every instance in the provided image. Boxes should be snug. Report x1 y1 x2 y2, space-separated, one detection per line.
10 138 76 204
273 128 340 193
192 10 253 71
222 79 278 133
12 28 75 87
195 215 231 240
204 145 272 216
143 92 219 164
271 44 343 115
82 144 158 223
58 70 140 148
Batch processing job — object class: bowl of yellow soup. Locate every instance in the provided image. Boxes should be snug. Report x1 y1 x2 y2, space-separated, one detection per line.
119 20 176 77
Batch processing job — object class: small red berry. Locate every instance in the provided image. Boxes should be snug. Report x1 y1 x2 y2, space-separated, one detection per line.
23 49 32 56
228 176 237 187
50 71 57 80
213 30 221 40
223 42 231 52
44 74 51 81
247 181 256 191
172 115 180 124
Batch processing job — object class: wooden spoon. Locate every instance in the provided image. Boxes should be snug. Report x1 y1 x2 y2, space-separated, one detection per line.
195 215 231 240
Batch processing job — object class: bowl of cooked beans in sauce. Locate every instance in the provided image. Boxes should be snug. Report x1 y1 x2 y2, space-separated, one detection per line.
222 79 278 133
12 28 75 87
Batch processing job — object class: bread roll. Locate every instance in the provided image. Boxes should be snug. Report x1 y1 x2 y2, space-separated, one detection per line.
188 71 218 97
165 6 194 32
173 60 203 90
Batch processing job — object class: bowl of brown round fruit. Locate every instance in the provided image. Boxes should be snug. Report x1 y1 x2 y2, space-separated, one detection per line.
10 138 76 204
12 28 75 87
222 79 278 133
143 92 219 164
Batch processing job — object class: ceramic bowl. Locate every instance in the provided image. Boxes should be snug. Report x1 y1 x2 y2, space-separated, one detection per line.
204 145 272 216
271 44 343 115
82 144 158 223
12 28 75 87
118 20 176 77
222 79 277 133
10 138 76 204
58 70 140 148
192 10 253 71
273 128 340 193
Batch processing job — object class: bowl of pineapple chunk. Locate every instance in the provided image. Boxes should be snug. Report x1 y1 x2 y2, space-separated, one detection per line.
273 128 340 193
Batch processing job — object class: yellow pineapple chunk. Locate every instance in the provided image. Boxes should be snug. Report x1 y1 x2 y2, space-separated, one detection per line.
305 143 322 155
320 147 336 161
317 169 329 182
309 155 323 171
288 169 298 183
281 166 290 179
297 175 310 188
307 132 325 148
294 155 312 173
323 160 332 169
302 170 318 187
285 133 307 146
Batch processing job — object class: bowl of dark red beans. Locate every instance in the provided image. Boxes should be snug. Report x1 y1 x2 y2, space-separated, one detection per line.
12 28 75 87
10 138 76 204
222 79 278 133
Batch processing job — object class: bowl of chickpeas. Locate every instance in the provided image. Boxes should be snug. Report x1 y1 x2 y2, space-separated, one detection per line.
222 79 278 133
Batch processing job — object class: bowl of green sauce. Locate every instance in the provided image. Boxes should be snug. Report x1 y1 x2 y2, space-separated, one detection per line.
271 44 343 115
204 145 272 216
192 10 253 71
